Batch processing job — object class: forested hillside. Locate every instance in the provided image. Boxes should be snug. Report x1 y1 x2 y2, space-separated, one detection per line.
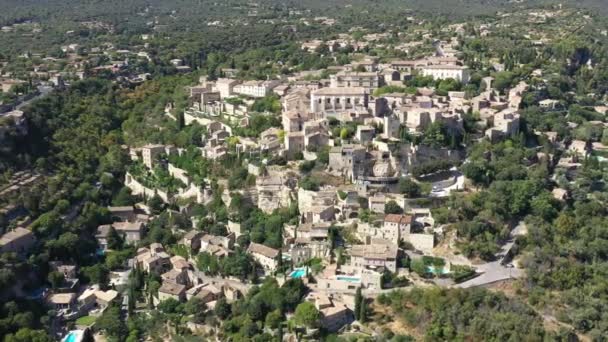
3 0 608 25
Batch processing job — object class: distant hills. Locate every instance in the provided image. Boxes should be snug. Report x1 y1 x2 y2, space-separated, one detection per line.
1 0 607 25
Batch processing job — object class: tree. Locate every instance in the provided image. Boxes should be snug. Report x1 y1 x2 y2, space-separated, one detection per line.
106 227 124 250
47 271 64 289
354 286 363 320
281 279 306 311
411 259 428 277
215 297 231 320
112 187 135 206
340 127 349 140
82 264 109 287
492 71 515 93
398 177 421 198
265 309 282 330
157 298 182 314
148 194 164 214
96 306 126 340
3 328 53 342
385 200 403 214
359 298 368 323
294 301 320 328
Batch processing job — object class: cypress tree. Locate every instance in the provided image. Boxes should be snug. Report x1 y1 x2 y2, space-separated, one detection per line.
354 286 363 320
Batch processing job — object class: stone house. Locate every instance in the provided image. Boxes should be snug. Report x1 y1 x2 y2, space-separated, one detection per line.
0 227 35 254
161 268 189 286
141 144 166 169
157 282 186 304
96 222 144 250
182 230 204 253
306 292 353 332
247 242 279 271
382 214 412 242
77 285 118 315
302 205 335 224
328 144 366 181
356 125 375 143
349 243 398 272
256 174 294 214
46 293 76 313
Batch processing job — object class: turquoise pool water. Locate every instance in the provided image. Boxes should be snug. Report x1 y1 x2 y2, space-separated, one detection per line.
336 276 360 283
65 332 77 342
289 268 307 278
427 265 449 275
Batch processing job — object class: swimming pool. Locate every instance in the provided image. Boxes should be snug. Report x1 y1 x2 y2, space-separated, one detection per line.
289 267 308 278
64 332 77 342
62 330 84 342
427 265 450 275
336 276 361 283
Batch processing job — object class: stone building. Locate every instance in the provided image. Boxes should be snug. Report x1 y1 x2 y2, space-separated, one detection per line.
0 227 35 254
421 64 470 83
310 87 369 115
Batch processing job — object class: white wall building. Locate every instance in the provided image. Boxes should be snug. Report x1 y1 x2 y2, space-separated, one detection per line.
421 65 470 84
233 80 280 98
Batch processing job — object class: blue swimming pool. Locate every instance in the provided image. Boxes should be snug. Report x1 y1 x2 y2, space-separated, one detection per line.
64 332 77 342
289 268 307 278
336 276 360 283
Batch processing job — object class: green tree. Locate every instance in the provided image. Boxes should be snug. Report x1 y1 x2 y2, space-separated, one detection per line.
294 301 320 328
112 187 135 206
265 309 282 330
359 298 368 323
106 227 124 250
385 200 403 214
148 194 164 214
398 177 421 198
96 306 126 340
47 271 64 289
354 286 363 320
215 297 231 320
82 264 109 287
3 328 53 342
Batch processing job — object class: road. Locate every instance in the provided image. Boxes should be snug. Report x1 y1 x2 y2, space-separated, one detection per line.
455 261 523 288
15 85 53 110
454 221 527 289
429 169 465 198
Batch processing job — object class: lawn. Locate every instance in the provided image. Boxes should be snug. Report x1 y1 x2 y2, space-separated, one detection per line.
75 315 97 326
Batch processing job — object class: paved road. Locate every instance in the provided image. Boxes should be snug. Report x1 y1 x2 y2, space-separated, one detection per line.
455 261 523 288
454 221 527 288
15 86 53 110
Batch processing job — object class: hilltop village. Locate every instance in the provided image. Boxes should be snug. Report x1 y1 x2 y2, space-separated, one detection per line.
1 3 608 341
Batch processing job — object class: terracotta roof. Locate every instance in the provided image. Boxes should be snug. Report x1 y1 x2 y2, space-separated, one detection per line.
384 214 412 224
